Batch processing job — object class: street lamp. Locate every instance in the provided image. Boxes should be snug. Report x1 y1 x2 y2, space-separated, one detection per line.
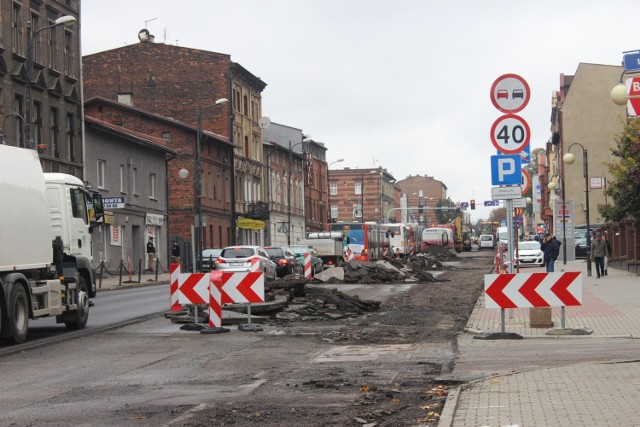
26 15 76 149
563 143 592 277
195 97 228 272
327 158 344 223
287 136 311 245
1 113 26 145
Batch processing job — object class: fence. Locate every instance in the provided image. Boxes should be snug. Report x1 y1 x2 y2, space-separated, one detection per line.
601 219 640 274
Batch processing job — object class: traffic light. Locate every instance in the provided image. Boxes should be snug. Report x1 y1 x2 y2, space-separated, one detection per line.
470 199 476 210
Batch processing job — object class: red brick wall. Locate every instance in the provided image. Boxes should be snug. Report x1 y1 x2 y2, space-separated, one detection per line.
83 42 231 136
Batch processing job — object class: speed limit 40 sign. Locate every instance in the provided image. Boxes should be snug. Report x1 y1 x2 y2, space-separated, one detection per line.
490 114 530 154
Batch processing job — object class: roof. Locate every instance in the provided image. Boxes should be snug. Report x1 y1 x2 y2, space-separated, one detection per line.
84 116 176 155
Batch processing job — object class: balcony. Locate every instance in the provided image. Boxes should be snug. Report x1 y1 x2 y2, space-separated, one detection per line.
244 201 269 219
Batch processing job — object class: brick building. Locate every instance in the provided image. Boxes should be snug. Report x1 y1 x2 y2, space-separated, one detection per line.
0 0 83 177
328 167 398 224
395 175 448 225
303 139 328 234
85 97 235 261
82 35 267 246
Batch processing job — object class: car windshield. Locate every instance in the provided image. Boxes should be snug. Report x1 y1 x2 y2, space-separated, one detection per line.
220 248 256 258
265 248 284 257
289 246 312 255
518 242 540 251
202 249 222 258
480 236 492 241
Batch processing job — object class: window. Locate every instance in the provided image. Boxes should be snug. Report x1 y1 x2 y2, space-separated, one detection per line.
331 205 338 219
149 172 156 199
70 189 88 224
353 204 362 218
66 114 75 162
118 93 132 106
97 159 106 189
13 95 24 147
33 101 42 147
64 29 73 76
49 108 59 157
132 167 138 195
31 13 40 61
243 94 248 116
161 132 171 143
244 135 249 157
119 164 125 193
48 21 58 69
355 181 362 195
330 183 337 196
12 3 21 54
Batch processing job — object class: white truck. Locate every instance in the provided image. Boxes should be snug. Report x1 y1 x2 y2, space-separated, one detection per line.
299 232 344 268
0 145 103 344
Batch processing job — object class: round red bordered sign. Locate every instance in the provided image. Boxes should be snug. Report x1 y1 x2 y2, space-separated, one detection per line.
490 114 530 155
490 73 531 113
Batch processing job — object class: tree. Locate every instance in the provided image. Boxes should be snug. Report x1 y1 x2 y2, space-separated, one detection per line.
599 118 640 221
435 199 457 224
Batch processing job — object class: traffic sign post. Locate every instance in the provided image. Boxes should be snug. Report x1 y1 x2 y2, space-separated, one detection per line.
490 73 531 113
624 76 640 116
490 114 531 154
491 155 522 185
623 50 640 72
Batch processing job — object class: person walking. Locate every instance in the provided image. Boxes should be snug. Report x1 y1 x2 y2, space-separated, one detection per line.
146 237 156 271
540 233 559 272
591 232 609 278
171 241 181 265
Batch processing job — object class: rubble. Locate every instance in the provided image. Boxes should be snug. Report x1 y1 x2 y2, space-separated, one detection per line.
169 246 457 326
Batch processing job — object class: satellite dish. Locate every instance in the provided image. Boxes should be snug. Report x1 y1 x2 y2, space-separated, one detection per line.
258 117 271 129
138 29 150 42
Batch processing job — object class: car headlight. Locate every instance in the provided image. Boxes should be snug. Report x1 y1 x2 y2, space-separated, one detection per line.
536 251 542 256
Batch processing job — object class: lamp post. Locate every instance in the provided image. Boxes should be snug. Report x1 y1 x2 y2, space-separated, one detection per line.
563 143 592 277
1 113 26 145
327 159 344 223
195 98 228 272
26 15 76 149
287 136 311 245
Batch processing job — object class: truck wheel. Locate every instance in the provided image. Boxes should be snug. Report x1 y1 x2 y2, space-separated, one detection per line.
63 276 90 330
9 284 29 344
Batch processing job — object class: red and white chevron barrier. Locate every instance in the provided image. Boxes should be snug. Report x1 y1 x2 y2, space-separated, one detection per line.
304 252 312 279
484 271 582 309
209 271 223 328
169 263 181 311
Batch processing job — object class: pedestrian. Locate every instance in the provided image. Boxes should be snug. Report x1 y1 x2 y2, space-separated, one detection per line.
540 233 559 272
146 237 156 271
604 235 612 276
591 232 609 278
171 241 181 265
395 247 402 259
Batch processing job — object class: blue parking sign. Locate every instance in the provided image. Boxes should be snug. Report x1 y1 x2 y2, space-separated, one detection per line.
491 155 521 186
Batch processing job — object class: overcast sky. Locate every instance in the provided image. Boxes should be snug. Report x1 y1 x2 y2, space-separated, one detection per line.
81 1 639 222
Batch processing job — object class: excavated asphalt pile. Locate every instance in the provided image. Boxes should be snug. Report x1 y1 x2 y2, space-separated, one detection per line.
169 246 460 325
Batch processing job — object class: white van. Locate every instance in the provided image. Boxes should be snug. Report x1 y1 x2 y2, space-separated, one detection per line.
496 226 509 245
478 234 495 250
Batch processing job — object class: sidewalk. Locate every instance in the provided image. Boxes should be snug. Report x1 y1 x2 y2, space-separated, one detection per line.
440 260 640 426
95 269 170 290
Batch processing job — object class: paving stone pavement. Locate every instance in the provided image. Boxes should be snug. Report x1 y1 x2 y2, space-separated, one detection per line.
439 260 640 427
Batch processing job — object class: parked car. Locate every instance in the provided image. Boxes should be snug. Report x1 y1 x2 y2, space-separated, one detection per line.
288 245 324 275
575 237 588 259
264 246 303 278
201 248 223 272
214 246 276 281
515 241 544 267
478 234 495 250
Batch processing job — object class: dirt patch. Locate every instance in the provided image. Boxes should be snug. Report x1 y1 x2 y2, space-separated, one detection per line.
175 254 492 426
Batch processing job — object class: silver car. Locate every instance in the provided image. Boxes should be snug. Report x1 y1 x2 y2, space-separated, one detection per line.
214 246 277 281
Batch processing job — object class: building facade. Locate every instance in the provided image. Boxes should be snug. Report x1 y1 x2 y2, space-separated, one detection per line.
262 123 305 246
303 139 328 234
84 115 174 272
328 167 397 224
0 0 83 178
85 97 235 260
82 35 267 246
547 63 625 234
395 175 448 225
